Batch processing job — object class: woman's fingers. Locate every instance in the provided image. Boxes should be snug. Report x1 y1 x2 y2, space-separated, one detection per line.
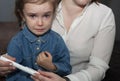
31 75 40 81
2 54 16 61
0 55 16 76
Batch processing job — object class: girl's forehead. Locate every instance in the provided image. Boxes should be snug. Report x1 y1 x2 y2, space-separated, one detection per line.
23 2 54 13
24 2 53 9
24 0 53 5
24 1 53 8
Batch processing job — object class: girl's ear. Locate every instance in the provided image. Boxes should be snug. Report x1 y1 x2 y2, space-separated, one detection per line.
18 10 25 21
20 14 26 26
20 14 25 21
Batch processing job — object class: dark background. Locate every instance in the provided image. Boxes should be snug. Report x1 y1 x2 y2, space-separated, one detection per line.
101 0 120 81
101 0 120 41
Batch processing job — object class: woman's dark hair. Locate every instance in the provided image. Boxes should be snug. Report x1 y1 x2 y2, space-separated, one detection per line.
91 0 99 3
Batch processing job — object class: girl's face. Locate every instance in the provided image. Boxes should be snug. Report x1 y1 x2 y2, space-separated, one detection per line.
73 0 91 7
22 2 54 36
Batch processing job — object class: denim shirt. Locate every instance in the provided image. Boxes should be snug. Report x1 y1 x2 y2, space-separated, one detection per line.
6 26 71 81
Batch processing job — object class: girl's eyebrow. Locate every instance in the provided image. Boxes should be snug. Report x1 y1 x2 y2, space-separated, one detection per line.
43 10 53 13
44 11 52 14
26 10 53 14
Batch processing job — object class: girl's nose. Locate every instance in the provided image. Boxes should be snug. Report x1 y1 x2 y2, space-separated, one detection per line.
37 18 43 26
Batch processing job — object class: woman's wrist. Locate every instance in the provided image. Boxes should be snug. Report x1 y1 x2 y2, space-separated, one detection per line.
63 77 71 81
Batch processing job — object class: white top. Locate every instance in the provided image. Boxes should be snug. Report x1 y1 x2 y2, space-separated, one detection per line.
52 2 116 81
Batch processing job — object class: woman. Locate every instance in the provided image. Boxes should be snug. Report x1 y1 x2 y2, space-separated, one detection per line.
31 0 116 81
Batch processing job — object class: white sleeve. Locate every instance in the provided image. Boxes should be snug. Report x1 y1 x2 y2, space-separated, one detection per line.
66 6 115 81
66 56 109 81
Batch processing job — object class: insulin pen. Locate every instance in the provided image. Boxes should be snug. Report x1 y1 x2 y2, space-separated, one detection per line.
0 56 38 75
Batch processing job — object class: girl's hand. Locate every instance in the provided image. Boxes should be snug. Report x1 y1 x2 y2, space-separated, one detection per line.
36 51 57 71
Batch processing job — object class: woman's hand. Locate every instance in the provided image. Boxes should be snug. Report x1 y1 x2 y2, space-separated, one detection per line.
0 54 16 76
31 71 66 81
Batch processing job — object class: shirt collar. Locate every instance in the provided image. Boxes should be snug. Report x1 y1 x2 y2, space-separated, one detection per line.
57 1 62 13
22 25 49 43
55 2 90 28
57 1 90 17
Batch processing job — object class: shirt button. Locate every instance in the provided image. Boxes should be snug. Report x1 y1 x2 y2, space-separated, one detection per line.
35 62 37 65
38 39 40 42
36 47 40 50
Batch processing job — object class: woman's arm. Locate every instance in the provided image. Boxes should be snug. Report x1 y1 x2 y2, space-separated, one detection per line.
66 7 116 81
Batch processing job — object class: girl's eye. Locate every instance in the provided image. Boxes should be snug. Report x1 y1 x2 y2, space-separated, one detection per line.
43 14 51 18
29 14 36 18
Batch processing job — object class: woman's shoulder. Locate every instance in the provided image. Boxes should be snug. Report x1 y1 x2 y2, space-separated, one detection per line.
89 2 112 13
